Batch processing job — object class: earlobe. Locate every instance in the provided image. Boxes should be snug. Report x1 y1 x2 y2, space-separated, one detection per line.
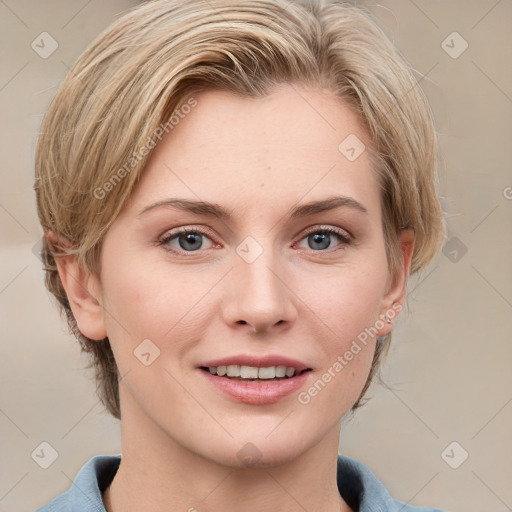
46 231 107 341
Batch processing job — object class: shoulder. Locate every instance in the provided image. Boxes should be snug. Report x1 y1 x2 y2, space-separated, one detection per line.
35 454 121 512
336 454 446 512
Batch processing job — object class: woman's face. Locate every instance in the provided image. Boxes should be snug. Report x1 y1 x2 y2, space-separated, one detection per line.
89 85 408 467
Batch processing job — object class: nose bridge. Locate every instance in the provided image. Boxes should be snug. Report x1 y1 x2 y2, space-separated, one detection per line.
223 236 296 332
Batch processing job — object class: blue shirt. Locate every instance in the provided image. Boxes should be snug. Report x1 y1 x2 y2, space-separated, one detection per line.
35 454 444 511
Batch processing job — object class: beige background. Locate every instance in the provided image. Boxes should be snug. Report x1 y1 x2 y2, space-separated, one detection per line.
0 1 511 511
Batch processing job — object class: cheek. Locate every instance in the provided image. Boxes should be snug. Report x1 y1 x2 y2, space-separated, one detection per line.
299 254 389 402
99 254 214 364
307 259 389 342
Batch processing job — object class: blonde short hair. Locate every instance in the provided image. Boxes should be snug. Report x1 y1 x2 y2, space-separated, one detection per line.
34 0 445 419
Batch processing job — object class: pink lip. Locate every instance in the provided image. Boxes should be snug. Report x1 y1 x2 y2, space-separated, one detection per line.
197 354 312 405
198 369 311 405
199 354 311 373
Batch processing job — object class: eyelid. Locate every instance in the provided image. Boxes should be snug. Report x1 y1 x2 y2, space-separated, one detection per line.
297 224 351 244
160 225 216 239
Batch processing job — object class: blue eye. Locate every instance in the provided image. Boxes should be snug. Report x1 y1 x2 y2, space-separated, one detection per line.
297 227 350 251
159 228 214 253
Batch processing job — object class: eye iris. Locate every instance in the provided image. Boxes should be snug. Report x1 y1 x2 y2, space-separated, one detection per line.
179 232 202 251
309 232 330 250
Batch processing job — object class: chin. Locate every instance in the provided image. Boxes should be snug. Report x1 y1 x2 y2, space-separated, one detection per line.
194 428 317 471
207 446 301 470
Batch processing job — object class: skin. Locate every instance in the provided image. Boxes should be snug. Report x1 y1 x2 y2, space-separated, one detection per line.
51 84 414 512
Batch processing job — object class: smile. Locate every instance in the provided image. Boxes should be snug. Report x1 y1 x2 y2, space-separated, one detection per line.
197 355 313 405
202 365 307 380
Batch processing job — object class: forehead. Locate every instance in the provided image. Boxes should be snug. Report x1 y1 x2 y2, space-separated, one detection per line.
124 85 380 220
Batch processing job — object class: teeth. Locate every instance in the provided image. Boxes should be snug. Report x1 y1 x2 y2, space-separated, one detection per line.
258 367 275 379
227 364 239 377
275 365 287 378
240 366 259 379
207 365 300 379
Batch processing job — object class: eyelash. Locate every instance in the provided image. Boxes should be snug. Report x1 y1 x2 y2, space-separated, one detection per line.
158 225 351 256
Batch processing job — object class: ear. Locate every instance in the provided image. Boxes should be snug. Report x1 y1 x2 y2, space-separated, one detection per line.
46 231 107 341
377 229 415 337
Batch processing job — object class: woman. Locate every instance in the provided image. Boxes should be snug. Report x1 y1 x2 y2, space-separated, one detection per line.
34 0 446 510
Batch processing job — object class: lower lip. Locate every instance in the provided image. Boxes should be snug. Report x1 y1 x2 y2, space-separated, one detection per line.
198 369 311 405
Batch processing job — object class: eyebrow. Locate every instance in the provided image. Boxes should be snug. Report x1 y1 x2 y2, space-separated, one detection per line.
137 195 368 220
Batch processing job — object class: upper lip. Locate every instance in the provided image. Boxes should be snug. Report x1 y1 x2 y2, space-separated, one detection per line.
199 354 311 372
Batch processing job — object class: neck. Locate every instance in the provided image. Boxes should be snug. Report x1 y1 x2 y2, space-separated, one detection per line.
103 397 352 512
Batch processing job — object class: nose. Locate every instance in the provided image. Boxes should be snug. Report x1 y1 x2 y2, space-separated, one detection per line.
221 249 298 335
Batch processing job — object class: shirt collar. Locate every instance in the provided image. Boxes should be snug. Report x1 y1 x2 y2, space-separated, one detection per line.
53 453 432 512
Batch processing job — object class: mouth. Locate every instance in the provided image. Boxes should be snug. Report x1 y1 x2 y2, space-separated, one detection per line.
197 356 313 404
199 365 312 382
